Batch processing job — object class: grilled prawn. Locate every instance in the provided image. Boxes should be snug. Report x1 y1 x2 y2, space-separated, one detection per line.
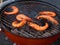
16 14 33 21
39 11 56 17
28 22 49 31
4 6 19 15
12 20 27 28
37 15 59 25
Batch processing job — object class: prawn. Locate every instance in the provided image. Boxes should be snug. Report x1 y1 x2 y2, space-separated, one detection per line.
12 20 27 28
16 14 33 21
28 22 49 31
4 6 19 15
39 11 56 17
37 15 59 25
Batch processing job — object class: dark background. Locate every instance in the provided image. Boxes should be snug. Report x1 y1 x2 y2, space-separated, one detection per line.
0 0 60 45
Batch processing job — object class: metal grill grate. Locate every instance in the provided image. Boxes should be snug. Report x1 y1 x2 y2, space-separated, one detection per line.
1 1 60 38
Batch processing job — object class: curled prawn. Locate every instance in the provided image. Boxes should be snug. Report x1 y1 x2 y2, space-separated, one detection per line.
39 11 56 17
28 22 49 31
4 6 19 15
16 14 33 21
37 15 59 25
12 20 27 28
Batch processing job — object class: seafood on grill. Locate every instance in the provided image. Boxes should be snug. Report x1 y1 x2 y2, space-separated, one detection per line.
39 11 56 17
28 22 49 31
4 6 19 15
16 14 33 21
37 15 59 25
12 20 27 28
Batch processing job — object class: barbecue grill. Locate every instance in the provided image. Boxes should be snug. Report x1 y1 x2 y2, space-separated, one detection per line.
0 0 60 45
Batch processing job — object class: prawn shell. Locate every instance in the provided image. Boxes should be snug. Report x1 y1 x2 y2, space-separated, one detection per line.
16 14 33 21
12 20 27 28
37 15 59 25
4 6 19 15
28 22 49 31
39 11 56 17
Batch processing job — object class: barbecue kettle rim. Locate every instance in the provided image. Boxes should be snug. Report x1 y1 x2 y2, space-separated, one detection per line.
0 0 60 11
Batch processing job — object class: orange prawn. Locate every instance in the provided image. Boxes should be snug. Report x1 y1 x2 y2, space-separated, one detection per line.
39 11 56 17
16 14 33 21
4 6 19 15
12 20 27 28
28 22 49 31
37 15 59 25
